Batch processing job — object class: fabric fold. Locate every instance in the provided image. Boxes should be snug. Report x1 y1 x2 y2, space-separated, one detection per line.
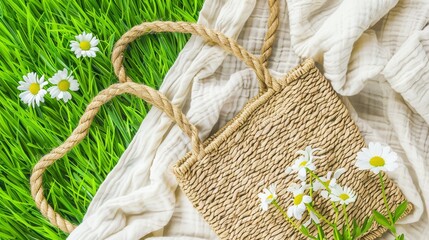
383 26 429 124
69 0 429 239
68 0 256 239
286 0 398 95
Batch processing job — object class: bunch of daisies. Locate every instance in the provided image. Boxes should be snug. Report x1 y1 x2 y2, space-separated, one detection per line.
258 142 407 239
17 32 99 107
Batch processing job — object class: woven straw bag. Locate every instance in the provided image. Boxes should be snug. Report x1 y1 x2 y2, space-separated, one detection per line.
30 2 412 239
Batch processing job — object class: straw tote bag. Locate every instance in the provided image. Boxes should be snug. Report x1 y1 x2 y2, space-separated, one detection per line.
30 3 411 240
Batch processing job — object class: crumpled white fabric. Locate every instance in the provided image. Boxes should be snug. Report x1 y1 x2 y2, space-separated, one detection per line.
69 0 429 239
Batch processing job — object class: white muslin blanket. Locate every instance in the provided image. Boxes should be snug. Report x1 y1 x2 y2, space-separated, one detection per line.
69 0 429 239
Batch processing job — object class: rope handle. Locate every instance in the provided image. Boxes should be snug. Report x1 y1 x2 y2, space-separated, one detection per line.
30 82 205 233
259 0 280 91
30 0 281 233
111 21 281 91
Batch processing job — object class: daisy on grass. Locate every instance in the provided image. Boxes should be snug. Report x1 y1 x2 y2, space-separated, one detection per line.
355 142 399 174
48 68 79 103
17 72 48 107
286 182 312 220
70 32 99 58
329 185 357 205
258 184 277 211
286 146 319 181
314 168 346 199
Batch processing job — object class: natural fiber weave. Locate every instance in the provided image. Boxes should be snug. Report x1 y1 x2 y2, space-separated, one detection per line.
30 0 412 238
173 60 412 239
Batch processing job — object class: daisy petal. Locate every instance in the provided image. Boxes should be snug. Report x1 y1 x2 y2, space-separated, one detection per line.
320 190 329 199
333 168 346 178
302 195 312 204
287 206 294 218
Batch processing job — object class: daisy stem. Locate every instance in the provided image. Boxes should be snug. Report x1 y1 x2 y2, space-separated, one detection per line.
308 169 314 199
342 205 351 234
378 172 397 236
306 204 334 227
332 202 340 225
306 168 336 228
307 169 331 193
272 201 301 231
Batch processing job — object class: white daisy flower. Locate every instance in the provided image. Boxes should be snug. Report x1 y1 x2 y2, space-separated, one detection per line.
314 168 346 199
286 182 312 220
329 185 357 205
304 210 320 227
17 72 48 107
70 32 99 58
285 146 319 181
296 146 320 162
355 142 399 174
285 156 316 181
47 68 79 103
258 183 277 211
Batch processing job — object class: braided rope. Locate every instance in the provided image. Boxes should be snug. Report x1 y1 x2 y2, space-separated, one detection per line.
30 1 281 234
111 21 281 91
259 0 280 91
30 82 204 233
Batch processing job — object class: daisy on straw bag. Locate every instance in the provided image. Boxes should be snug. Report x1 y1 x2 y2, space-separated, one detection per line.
260 142 408 239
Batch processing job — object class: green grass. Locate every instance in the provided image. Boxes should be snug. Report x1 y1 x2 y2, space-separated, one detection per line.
0 0 202 239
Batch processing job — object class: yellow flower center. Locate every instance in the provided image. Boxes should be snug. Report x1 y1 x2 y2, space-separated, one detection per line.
339 193 350 201
299 161 307 167
79 41 91 50
267 194 274 201
29 83 40 95
58 80 70 91
369 156 385 167
294 194 304 205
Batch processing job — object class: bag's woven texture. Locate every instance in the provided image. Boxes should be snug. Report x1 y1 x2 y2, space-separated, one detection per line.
174 59 412 240
30 1 412 238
